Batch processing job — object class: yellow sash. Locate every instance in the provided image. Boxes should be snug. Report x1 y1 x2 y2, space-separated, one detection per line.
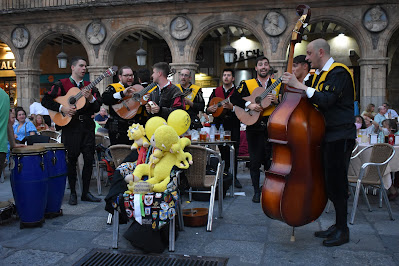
177 84 200 110
312 63 356 100
110 83 125 93
245 78 281 117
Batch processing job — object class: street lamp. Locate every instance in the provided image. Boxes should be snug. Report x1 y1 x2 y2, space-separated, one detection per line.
57 35 68 68
223 28 236 64
136 32 147 66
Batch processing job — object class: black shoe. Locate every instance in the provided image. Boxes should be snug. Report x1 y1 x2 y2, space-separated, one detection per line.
323 228 349 247
81 192 101 202
314 224 337 238
69 192 77 205
252 192 260 203
234 178 242 189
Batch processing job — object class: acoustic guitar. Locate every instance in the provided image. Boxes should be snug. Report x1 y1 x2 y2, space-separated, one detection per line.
234 76 282 126
208 97 231 118
182 207 208 227
48 66 117 126
112 82 158 119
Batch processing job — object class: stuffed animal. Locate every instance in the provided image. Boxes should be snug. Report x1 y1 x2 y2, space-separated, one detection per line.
127 123 150 150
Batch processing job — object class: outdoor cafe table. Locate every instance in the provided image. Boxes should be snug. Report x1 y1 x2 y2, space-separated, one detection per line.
190 140 237 197
348 143 399 189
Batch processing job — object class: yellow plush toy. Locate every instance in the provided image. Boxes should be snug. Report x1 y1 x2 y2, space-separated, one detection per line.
127 123 150 150
131 124 193 192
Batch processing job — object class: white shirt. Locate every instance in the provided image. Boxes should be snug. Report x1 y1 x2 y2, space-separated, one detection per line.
385 109 399 119
306 57 335 98
30 102 49 116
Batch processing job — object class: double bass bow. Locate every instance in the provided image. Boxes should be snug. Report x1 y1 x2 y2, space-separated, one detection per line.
261 5 327 229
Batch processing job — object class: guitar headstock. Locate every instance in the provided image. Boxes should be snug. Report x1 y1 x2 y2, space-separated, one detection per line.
105 66 118 77
291 5 311 44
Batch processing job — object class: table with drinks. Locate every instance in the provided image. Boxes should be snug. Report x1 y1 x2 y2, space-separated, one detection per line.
186 128 237 197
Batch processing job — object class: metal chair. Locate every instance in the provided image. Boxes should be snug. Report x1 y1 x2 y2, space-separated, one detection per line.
348 143 395 224
93 133 111 195
183 145 225 231
39 130 61 143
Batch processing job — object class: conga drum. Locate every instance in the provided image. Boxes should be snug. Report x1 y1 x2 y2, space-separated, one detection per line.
35 143 67 218
10 146 48 228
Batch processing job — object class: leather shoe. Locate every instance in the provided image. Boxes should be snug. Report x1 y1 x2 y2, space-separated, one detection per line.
323 228 349 247
314 224 337 238
81 192 101 202
69 192 77 205
234 178 242 188
252 192 260 203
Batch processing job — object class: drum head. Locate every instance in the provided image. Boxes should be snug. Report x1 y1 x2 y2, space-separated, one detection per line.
12 145 46 155
33 143 65 150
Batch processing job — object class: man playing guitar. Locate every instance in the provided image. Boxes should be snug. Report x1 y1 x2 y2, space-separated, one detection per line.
207 68 242 189
42 56 102 205
102 66 149 145
176 68 205 129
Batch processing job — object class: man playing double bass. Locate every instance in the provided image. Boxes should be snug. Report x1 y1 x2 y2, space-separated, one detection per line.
282 38 356 247
231 56 280 203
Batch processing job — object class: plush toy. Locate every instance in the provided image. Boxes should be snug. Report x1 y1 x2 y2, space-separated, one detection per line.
127 123 150 150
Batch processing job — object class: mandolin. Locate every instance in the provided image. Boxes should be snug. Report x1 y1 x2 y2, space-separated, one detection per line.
48 66 117 126
234 76 282 126
208 97 231 118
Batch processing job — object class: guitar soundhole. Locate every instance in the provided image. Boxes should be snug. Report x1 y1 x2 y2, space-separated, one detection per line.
133 93 141 101
255 96 262 104
69 97 76 105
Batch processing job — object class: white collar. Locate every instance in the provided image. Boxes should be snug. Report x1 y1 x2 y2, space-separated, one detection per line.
315 57 334 75
303 73 311 84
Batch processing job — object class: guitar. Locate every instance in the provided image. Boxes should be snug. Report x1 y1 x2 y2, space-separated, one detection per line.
208 97 231 118
112 82 158 119
234 76 282 126
48 66 117 126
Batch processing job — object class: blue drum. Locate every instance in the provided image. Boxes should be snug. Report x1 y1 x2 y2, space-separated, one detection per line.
35 143 67 218
10 146 48 228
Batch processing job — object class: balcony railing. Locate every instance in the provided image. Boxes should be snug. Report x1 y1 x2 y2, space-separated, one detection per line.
0 0 185 13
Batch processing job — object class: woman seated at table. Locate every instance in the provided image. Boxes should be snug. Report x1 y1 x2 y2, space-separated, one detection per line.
33 114 49 132
362 114 380 135
13 107 37 143
361 103 377 118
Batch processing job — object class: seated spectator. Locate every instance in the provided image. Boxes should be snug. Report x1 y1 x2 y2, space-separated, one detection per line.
95 107 108 126
374 105 387 126
355 115 366 133
383 103 399 119
29 99 51 127
13 107 37 142
362 113 379 135
361 103 376 118
33 114 49 132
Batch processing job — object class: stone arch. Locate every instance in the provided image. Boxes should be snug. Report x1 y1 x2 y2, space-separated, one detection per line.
385 22 399 110
0 31 21 64
103 22 175 67
279 14 367 60
26 24 90 70
188 15 268 64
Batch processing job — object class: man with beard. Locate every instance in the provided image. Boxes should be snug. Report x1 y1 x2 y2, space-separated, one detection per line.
42 56 102 205
231 56 281 203
102 66 149 145
207 68 242 188
176 68 205 129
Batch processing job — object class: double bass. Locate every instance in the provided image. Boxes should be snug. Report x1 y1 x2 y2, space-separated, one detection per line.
261 5 327 228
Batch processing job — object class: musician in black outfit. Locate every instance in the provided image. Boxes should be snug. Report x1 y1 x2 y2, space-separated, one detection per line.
282 39 356 247
207 68 242 188
292 55 313 86
42 56 102 205
231 56 280 203
102 66 149 145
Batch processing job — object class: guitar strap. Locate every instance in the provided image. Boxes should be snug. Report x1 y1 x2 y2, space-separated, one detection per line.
176 84 200 110
245 78 281 117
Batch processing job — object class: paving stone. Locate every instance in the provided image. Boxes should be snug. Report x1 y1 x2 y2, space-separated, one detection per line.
63 216 108 232
331 249 397 266
1 249 65 266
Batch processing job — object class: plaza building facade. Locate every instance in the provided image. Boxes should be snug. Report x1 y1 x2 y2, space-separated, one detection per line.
0 0 398 112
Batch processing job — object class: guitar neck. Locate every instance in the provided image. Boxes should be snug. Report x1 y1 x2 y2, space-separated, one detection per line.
137 82 158 98
74 72 108 101
258 77 283 100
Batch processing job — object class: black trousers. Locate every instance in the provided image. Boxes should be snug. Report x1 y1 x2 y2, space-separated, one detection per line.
246 120 272 193
106 118 134 146
62 119 95 195
323 139 355 230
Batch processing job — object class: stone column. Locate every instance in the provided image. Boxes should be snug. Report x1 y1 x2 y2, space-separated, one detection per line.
269 59 287 78
358 58 389 109
169 62 199 84
13 68 42 111
87 66 115 95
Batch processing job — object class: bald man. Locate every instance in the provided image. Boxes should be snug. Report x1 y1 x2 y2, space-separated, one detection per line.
282 39 356 247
